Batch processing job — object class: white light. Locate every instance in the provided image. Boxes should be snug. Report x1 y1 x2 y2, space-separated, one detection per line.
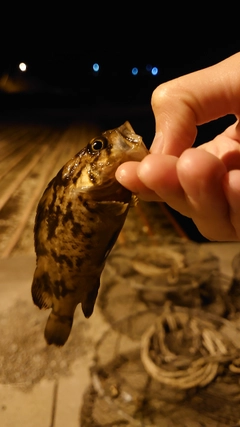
19 62 27 72
131 67 138 76
151 67 158 76
93 63 100 72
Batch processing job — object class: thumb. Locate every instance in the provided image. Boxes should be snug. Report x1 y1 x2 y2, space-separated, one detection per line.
150 52 240 156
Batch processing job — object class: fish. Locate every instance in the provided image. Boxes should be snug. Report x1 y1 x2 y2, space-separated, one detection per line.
31 121 148 346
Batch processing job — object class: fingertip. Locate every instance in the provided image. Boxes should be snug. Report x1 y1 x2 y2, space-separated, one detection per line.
177 148 227 189
115 160 162 201
177 148 228 218
115 164 127 183
137 153 179 192
115 161 147 193
223 169 240 205
136 156 152 181
213 169 240 240
115 161 138 187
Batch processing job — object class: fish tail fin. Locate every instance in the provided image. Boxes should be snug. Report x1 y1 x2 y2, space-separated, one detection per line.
81 279 100 318
44 311 73 346
31 267 53 309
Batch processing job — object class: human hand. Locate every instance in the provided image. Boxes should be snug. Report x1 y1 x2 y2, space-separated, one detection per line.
116 53 240 241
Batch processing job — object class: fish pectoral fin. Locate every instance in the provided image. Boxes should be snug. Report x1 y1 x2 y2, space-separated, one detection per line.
130 194 138 207
81 278 100 318
31 267 53 309
98 200 129 216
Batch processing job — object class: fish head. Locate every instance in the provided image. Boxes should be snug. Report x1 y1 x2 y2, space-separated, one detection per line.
64 121 148 196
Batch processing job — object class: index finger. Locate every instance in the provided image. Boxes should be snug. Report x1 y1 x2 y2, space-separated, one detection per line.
151 52 240 156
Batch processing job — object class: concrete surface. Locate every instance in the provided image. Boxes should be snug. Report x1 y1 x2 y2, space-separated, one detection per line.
1 241 240 426
0 255 109 427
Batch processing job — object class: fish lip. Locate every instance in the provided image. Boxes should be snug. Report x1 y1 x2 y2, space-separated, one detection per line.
117 122 143 148
108 130 148 162
103 121 145 152
122 139 149 162
118 129 142 146
116 121 149 160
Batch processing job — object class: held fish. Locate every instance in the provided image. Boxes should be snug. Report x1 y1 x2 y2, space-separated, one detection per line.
31 122 148 346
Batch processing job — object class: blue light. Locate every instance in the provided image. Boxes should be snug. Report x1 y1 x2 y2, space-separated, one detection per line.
93 63 100 72
131 67 138 76
151 67 159 76
146 64 152 72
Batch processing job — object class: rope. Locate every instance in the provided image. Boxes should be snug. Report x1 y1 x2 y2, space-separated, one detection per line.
141 304 239 390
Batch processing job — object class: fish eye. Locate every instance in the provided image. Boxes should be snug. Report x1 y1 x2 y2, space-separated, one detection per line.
90 137 108 152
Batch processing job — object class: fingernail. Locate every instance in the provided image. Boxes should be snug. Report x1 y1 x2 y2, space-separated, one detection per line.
151 131 164 154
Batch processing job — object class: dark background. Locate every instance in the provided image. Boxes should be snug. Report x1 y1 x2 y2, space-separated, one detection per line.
1 15 239 242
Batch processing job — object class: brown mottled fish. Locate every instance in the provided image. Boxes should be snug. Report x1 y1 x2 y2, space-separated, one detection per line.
31 121 148 346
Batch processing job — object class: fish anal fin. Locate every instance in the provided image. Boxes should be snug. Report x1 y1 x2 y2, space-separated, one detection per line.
31 268 53 309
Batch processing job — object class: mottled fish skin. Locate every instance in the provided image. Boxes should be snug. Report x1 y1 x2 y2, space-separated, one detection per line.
31 121 148 346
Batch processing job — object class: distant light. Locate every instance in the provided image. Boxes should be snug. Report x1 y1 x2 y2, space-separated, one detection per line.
146 64 152 72
92 63 100 72
131 67 138 76
151 67 159 76
19 62 27 72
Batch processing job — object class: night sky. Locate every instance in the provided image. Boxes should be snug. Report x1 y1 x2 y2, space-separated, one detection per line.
0 11 239 127
1 25 239 147
2 13 239 96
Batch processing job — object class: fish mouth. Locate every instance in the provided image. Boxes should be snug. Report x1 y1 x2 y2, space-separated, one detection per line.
112 121 149 161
